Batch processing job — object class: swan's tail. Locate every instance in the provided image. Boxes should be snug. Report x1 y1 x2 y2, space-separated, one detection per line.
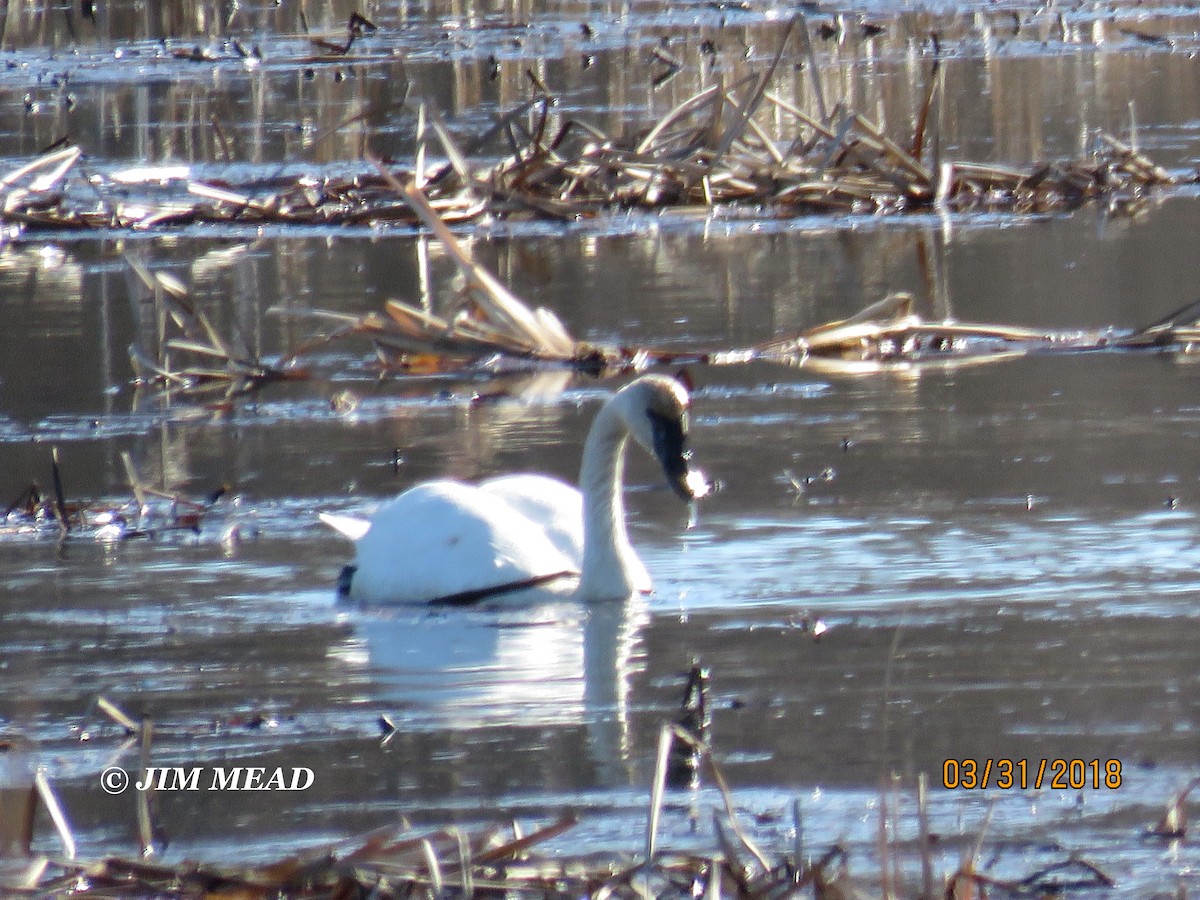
318 512 372 541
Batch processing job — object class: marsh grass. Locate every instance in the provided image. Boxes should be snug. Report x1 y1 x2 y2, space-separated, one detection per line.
5 735 1131 900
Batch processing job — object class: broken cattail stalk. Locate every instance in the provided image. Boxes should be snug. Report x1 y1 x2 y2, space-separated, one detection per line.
646 725 673 861
452 827 473 899
49 447 69 533
33 770 76 860
426 104 477 196
1 145 83 189
119 452 147 511
1097 132 1174 184
96 696 139 734
187 181 257 208
702 18 796 179
792 798 805 873
705 855 723 900
135 719 155 857
917 773 935 897
420 837 443 896
712 816 749 891
1149 776 1200 838
474 813 577 863
374 165 577 358
853 113 934 186
876 778 893 900
637 85 724 155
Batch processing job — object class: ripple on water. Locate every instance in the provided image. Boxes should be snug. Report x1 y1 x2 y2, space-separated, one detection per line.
649 507 1200 621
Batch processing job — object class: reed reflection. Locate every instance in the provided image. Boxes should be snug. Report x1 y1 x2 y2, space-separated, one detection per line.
1 3 1198 171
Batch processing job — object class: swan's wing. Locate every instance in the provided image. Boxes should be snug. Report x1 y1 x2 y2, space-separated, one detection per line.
480 474 584 563
319 511 372 541
350 480 578 604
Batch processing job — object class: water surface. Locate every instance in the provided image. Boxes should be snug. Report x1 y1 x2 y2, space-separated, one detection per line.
4 3 1200 896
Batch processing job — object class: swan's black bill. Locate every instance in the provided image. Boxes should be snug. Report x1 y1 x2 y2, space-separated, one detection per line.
649 410 703 501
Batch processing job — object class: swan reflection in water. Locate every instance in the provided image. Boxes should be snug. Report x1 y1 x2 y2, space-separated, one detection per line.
352 595 648 779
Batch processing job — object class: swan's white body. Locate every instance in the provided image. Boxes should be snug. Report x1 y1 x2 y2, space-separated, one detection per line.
321 375 699 604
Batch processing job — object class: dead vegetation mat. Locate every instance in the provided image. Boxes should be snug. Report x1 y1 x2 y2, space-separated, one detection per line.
0 22 1184 236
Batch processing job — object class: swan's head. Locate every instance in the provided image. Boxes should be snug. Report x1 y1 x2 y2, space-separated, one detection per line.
617 375 707 501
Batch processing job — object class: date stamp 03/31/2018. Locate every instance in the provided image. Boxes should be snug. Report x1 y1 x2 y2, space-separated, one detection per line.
942 759 1123 791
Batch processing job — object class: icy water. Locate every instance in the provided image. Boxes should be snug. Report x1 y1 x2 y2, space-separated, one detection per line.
5 0 1200 896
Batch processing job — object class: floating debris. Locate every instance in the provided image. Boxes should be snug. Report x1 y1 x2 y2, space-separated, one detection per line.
0 17 1183 238
271 179 620 375
284 204 1200 377
1 447 232 542
757 291 1073 374
307 11 379 56
6 155 1196 431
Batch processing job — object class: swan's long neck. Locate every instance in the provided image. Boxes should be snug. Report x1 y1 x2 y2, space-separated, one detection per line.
577 401 648 600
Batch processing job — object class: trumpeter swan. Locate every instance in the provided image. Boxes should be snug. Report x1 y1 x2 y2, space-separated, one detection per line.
320 374 706 604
